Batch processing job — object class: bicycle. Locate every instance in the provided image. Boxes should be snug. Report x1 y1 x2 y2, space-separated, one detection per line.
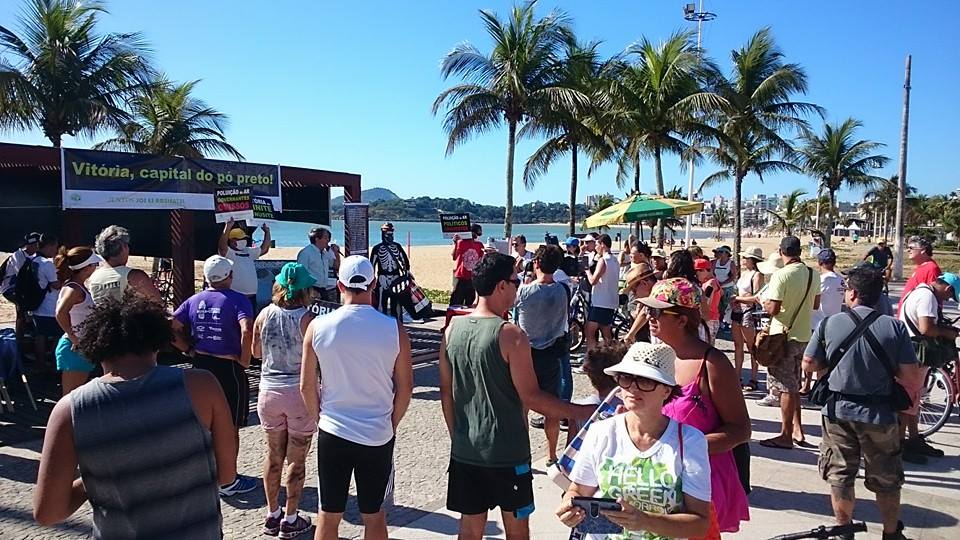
917 356 958 437
768 521 866 540
566 282 634 352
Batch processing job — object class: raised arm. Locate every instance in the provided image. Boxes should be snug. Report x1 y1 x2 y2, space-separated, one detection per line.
218 218 233 257
587 256 606 286
259 223 271 256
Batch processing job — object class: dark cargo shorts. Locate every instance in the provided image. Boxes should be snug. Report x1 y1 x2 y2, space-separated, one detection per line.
818 416 904 493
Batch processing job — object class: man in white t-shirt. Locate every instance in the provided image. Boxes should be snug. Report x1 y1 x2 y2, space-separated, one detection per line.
218 218 271 309
30 234 62 368
299 256 413 540
811 249 845 330
2 232 40 352
897 273 959 463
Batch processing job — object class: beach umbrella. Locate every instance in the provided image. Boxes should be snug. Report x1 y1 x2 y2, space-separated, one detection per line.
583 194 704 229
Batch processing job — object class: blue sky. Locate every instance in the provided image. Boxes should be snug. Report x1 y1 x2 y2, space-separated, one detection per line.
1 0 957 205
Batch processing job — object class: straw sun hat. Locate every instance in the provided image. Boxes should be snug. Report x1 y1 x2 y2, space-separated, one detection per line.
757 252 785 275
739 246 764 261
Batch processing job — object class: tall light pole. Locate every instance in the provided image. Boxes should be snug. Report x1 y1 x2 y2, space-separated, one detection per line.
893 55 911 280
683 1 716 246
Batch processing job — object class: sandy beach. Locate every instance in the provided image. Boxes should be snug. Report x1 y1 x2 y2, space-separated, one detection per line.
0 231 941 325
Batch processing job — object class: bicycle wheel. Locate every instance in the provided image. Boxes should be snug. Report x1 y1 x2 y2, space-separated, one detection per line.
918 367 955 438
568 320 584 353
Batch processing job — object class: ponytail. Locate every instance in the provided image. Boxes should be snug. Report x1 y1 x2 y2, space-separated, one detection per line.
56 246 95 283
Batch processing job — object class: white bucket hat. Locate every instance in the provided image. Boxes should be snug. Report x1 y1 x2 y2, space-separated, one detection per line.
604 342 677 387
757 252 785 275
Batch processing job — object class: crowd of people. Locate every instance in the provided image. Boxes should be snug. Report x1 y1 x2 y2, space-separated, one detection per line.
0 221 949 539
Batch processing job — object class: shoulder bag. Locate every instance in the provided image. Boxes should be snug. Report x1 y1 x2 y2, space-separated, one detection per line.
809 310 881 408
754 266 813 367
901 286 958 369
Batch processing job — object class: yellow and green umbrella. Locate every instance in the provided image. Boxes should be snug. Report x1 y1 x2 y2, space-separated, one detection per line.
583 194 704 229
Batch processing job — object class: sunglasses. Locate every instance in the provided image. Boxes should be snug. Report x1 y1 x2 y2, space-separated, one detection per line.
505 277 521 288
614 373 661 392
646 307 680 319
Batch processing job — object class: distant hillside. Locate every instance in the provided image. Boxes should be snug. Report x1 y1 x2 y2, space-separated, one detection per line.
331 187 400 210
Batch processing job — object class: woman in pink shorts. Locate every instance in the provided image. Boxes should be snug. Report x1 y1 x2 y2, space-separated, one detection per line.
252 263 317 537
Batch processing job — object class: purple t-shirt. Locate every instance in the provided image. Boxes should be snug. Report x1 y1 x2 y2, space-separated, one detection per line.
173 289 253 357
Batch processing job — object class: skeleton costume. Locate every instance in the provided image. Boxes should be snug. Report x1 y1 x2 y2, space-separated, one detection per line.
370 223 410 314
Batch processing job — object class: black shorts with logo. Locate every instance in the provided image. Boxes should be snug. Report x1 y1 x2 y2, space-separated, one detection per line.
446 458 535 519
192 353 249 428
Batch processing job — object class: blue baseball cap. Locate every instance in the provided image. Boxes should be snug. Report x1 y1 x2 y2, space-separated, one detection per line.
938 273 960 302
564 237 580 247
817 248 837 264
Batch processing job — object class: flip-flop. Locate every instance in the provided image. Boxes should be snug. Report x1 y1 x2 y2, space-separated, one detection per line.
759 439 794 450
794 439 815 448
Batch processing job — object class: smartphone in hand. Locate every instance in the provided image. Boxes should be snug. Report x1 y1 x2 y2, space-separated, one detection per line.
570 497 622 535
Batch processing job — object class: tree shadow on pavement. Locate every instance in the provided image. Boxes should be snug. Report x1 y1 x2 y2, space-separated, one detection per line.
0 452 39 484
749 485 959 530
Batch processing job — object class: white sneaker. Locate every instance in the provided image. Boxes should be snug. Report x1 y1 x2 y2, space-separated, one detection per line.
757 394 780 407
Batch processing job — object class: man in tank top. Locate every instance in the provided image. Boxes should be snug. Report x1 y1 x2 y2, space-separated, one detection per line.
33 293 235 539
439 252 588 540
87 225 161 304
300 255 413 540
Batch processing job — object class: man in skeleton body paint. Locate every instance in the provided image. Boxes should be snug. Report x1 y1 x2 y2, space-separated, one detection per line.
370 222 412 315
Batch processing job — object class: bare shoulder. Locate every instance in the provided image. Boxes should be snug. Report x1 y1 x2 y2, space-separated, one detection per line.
183 368 220 396
499 322 529 350
705 347 736 376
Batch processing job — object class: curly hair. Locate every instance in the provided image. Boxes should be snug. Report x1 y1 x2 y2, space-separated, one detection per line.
76 291 173 365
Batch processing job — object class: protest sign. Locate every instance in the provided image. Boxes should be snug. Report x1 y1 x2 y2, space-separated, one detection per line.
343 203 369 256
440 213 471 238
62 148 282 211
214 188 254 223
250 196 276 225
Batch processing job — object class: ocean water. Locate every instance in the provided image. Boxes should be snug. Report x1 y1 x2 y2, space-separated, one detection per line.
258 220 716 248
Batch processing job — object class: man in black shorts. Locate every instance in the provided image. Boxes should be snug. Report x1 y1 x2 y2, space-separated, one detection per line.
439 253 586 539
172 255 257 497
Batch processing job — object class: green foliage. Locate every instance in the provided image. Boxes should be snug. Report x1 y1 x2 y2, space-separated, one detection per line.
0 0 153 146
364 196 590 224
423 288 451 304
95 78 241 159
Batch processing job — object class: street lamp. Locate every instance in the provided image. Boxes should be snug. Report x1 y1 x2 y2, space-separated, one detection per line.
683 1 717 247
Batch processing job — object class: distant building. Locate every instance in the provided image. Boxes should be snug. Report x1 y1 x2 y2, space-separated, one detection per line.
585 193 614 209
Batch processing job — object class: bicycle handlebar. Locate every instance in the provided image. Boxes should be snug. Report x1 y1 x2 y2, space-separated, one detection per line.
768 522 867 540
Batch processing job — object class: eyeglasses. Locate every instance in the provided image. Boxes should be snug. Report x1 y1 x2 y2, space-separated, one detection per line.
907 245 922 252
614 373 660 392
646 307 680 319
506 277 521 288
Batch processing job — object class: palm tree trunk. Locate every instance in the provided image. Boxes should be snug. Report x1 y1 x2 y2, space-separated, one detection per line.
733 173 743 270
825 189 837 248
654 146 665 245
50 133 62 148
633 152 641 238
569 141 578 237
504 119 517 239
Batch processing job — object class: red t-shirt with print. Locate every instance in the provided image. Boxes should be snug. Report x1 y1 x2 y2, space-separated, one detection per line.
899 260 942 315
454 239 485 279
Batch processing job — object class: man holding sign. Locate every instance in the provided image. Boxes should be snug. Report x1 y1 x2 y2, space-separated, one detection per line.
219 218 271 309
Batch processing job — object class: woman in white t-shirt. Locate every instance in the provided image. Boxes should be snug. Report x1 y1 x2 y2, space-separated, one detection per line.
556 342 711 539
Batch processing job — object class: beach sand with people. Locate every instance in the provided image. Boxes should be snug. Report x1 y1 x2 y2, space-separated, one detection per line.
1 233 943 324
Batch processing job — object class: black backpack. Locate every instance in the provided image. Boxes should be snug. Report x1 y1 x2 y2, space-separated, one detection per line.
14 258 46 311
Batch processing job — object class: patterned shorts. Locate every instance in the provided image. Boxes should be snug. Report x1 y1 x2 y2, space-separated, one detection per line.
819 416 904 493
767 340 805 393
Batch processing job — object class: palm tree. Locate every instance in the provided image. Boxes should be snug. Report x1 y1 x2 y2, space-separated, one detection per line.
522 40 617 236
712 206 730 240
698 28 820 263
433 1 577 239
605 31 711 238
765 188 808 235
863 175 914 240
797 118 889 246
95 78 242 159
0 0 152 146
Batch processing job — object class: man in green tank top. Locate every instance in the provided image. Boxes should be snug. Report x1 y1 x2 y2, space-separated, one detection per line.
439 252 586 540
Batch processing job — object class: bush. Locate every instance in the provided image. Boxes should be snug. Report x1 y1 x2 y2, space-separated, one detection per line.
423 288 450 305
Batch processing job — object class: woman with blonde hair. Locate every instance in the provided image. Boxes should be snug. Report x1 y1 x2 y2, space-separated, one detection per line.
252 262 316 537
53 246 102 395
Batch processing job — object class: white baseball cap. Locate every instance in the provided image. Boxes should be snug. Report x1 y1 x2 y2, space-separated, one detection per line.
583 234 597 242
338 255 375 289
203 255 233 283
604 341 677 387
